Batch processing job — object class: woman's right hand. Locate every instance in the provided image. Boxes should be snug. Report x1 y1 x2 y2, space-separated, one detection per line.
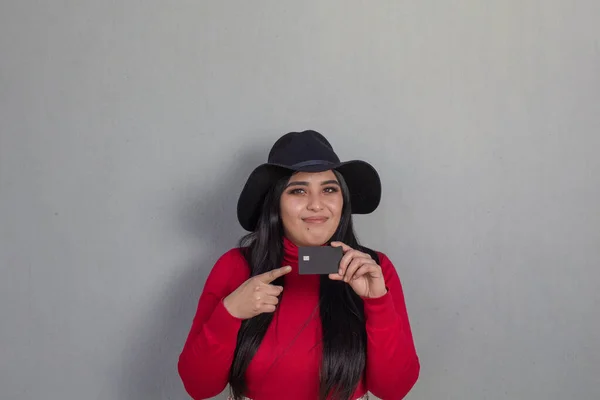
223 265 292 319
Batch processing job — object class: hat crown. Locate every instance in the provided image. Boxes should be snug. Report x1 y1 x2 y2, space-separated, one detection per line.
267 130 341 167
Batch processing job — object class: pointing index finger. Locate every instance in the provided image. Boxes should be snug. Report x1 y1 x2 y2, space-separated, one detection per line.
257 266 292 283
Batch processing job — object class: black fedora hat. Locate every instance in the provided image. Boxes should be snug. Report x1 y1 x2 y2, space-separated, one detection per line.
236 130 381 232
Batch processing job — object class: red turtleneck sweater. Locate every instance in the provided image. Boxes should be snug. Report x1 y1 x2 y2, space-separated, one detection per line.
178 238 419 400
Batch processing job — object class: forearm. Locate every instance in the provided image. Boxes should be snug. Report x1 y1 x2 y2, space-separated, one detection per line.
178 299 242 399
364 292 420 399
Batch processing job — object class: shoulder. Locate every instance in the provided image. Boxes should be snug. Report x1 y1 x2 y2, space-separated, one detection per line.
373 251 393 269
215 247 249 265
374 251 392 265
204 247 251 292
212 247 250 275
359 245 392 268
369 250 401 282
358 245 397 276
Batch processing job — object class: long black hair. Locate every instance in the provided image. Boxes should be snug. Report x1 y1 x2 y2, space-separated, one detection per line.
228 170 379 400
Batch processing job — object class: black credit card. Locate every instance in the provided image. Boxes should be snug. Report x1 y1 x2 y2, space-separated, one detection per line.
298 246 344 275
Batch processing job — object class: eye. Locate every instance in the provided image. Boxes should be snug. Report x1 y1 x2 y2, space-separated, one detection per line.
288 188 306 195
323 186 339 194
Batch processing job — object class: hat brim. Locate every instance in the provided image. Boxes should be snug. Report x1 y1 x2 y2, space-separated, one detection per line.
237 160 381 231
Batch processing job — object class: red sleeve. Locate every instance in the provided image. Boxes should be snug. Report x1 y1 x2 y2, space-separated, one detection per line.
177 248 250 399
362 252 420 400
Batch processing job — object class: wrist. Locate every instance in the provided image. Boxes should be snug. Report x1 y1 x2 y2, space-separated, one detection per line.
366 288 388 299
222 296 239 318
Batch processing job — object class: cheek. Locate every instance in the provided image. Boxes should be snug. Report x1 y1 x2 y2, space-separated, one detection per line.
280 197 304 223
326 195 344 219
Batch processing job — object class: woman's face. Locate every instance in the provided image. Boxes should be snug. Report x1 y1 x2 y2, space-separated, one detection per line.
280 170 343 247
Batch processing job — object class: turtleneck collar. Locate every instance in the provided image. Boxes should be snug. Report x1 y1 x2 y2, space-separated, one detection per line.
282 235 299 270
281 235 322 288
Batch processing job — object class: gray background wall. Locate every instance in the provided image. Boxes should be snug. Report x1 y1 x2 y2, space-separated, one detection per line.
1 1 599 399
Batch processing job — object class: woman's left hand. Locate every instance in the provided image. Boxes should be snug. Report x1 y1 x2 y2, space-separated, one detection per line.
328 241 387 299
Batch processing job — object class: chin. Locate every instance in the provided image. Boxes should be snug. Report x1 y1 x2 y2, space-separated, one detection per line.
286 223 338 247
302 232 333 246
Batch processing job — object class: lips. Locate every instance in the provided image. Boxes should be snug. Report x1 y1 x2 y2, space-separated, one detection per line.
302 217 329 223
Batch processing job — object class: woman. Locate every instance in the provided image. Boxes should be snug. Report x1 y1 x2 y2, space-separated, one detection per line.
178 130 420 400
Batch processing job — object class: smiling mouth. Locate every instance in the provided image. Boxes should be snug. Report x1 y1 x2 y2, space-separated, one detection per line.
302 217 329 223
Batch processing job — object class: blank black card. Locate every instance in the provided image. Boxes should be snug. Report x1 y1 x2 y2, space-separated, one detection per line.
298 246 344 275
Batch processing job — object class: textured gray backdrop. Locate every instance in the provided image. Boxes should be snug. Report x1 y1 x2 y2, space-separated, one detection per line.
1 1 599 399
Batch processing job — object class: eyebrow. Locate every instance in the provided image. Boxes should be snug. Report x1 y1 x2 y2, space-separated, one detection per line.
286 179 340 188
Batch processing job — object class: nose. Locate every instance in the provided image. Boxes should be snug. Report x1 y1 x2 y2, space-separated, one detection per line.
306 192 323 211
